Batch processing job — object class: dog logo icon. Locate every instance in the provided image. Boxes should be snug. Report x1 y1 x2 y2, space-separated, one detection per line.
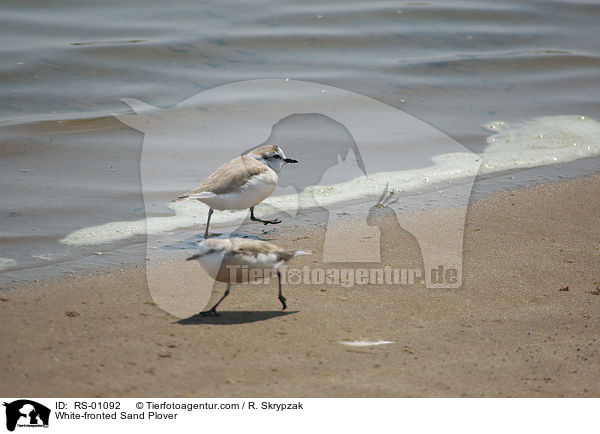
3 400 50 432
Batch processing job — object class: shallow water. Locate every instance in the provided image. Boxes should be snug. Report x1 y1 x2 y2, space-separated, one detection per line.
1 0 600 286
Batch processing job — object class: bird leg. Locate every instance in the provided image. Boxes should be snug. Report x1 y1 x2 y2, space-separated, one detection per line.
250 206 281 225
204 208 221 239
200 283 230 316
203 208 212 239
277 270 287 310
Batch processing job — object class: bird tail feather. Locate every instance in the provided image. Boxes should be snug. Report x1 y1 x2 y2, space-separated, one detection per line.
173 191 216 202
186 254 201 261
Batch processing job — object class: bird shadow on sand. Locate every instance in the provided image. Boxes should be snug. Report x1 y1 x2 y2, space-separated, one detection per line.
176 310 298 325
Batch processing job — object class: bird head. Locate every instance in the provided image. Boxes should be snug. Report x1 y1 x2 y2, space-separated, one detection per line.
248 145 297 172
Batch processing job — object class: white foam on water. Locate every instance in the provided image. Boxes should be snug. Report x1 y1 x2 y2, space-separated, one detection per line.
60 115 600 246
340 340 395 347
59 152 479 246
0 257 17 270
480 115 600 173
311 151 480 209
31 253 69 262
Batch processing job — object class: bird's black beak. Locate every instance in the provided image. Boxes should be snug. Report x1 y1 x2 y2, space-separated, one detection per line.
186 254 201 261
284 158 298 163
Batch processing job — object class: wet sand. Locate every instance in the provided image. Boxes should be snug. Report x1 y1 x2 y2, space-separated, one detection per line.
1 174 599 397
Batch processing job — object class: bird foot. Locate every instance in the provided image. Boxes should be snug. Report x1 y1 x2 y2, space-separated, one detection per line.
279 297 287 310
199 309 219 317
204 232 222 239
250 208 282 225
250 216 281 225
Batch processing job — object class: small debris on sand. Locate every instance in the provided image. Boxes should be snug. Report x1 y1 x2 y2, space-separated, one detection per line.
340 340 394 347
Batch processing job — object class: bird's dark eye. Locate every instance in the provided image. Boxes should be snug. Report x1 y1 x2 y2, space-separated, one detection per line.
272 155 282 159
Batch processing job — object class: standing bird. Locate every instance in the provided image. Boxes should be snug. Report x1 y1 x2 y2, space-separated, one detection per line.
187 237 311 316
175 145 298 238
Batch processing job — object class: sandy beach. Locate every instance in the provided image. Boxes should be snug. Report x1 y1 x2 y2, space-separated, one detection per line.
1 174 599 397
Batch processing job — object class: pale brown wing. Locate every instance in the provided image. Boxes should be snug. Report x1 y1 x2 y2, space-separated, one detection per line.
177 156 269 199
230 238 296 262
